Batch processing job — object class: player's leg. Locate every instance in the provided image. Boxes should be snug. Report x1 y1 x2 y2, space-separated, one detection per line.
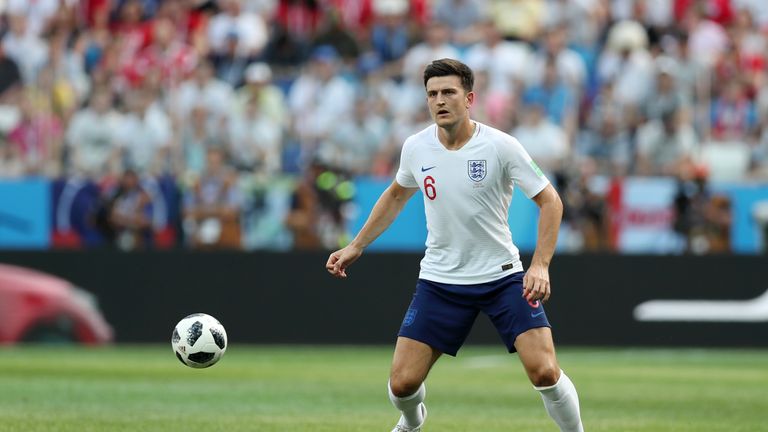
482 273 584 431
388 336 441 430
515 328 584 432
389 279 478 431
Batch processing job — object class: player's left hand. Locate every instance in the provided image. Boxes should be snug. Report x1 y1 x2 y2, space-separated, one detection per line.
523 263 551 303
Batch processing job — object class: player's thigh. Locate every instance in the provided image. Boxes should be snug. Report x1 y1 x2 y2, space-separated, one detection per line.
514 327 560 387
389 336 441 396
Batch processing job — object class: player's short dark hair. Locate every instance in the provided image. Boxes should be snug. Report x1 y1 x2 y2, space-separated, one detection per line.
423 58 474 93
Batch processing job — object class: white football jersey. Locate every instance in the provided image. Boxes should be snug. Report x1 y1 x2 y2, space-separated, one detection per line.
396 122 549 284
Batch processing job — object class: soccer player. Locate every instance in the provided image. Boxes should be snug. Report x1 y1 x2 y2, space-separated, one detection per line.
326 58 584 432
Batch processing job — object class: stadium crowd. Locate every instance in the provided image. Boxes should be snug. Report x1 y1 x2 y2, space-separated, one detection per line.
0 0 765 252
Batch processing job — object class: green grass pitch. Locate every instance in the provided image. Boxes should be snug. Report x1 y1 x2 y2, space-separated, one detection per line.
1 345 767 431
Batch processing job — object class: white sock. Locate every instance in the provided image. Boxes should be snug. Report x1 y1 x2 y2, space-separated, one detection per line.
388 381 426 428
535 370 584 432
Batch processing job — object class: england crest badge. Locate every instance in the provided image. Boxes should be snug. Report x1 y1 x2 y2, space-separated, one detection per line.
468 160 487 182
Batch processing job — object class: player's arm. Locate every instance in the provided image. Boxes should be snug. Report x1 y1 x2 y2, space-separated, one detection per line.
326 181 418 278
523 183 563 302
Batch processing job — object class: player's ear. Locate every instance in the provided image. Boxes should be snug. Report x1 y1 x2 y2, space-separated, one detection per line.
465 91 474 108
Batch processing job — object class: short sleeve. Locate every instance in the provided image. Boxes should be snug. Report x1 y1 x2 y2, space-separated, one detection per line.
500 136 550 199
395 140 418 188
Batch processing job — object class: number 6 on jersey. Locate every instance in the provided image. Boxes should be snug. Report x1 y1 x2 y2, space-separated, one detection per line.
424 176 436 200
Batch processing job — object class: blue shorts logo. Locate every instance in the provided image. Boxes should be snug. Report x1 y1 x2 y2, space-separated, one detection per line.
403 308 418 327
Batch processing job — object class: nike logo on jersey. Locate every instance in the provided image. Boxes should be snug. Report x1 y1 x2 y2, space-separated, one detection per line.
531 311 546 318
421 166 436 172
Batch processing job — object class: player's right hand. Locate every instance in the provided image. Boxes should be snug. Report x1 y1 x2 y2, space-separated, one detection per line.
326 245 363 278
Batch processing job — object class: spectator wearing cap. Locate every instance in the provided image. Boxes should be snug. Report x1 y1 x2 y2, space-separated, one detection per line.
369 0 410 79
236 63 288 130
596 20 655 110
641 57 691 123
288 45 355 150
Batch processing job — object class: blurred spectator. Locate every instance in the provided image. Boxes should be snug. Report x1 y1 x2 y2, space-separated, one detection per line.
96 169 153 250
401 22 459 86
635 108 698 176
116 88 172 174
208 0 268 58
287 45 355 149
123 17 197 88
171 60 235 125
316 96 388 175
431 0 486 46
274 0 324 46
682 5 729 68
672 164 732 254
579 81 632 174
65 88 123 178
7 92 63 176
228 92 283 175
528 25 587 92
6 0 58 37
542 0 608 49
325 0 374 38
513 102 569 176
464 19 531 98
470 66 516 132
210 32 254 87
523 56 578 138
183 146 243 249
0 46 22 96
47 32 91 114
312 10 362 62
235 62 288 128
177 104 220 178
710 79 757 141
487 0 545 41
369 0 410 70
641 57 690 123
597 20 655 110
561 159 609 251
284 160 351 250
0 139 24 178
2 14 49 85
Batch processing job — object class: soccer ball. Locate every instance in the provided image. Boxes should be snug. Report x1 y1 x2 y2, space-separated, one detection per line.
171 313 227 368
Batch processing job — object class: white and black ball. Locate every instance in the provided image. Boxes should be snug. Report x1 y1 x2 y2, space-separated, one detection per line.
171 313 227 368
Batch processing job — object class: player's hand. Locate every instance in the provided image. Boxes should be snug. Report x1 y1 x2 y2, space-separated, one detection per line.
326 244 363 278
523 263 551 303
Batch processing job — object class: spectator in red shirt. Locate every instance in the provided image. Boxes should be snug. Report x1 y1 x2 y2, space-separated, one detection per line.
123 17 197 88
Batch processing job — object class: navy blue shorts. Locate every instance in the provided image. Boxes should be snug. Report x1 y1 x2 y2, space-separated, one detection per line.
398 272 550 356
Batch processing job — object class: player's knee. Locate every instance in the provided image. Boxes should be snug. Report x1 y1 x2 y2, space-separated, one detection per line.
529 363 560 387
389 373 422 398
